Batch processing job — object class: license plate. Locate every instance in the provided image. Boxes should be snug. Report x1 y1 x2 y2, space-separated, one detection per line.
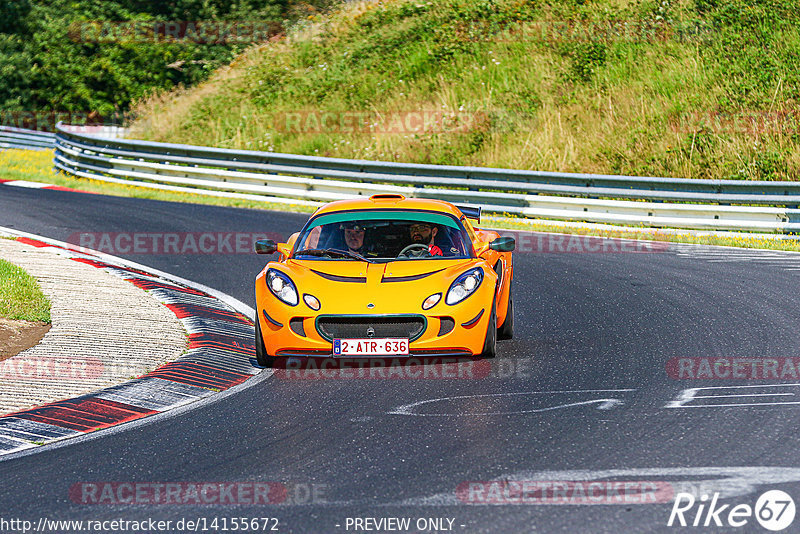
333 338 409 356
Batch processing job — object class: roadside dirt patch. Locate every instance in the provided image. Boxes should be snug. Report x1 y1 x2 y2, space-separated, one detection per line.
0 318 50 362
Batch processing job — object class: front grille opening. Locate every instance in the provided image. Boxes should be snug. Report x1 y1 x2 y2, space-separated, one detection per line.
317 315 426 341
290 317 306 337
438 317 455 337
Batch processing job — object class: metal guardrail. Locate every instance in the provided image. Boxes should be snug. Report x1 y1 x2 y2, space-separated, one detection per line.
0 126 56 151
52 123 800 233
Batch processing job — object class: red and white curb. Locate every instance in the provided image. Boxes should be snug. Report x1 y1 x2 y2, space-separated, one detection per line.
0 228 261 456
0 178 91 194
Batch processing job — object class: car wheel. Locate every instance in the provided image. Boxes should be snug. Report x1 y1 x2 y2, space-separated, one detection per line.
497 294 514 340
481 298 497 358
254 315 275 367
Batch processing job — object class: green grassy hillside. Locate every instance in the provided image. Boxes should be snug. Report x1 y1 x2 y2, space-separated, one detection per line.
130 0 800 181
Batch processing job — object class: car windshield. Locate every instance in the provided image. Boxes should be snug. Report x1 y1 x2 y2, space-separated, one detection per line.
293 210 472 261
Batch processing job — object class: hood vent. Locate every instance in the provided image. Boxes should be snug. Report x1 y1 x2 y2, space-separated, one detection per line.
382 269 445 283
310 269 366 283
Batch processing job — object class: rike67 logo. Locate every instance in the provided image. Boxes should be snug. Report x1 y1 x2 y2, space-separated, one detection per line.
668 490 795 531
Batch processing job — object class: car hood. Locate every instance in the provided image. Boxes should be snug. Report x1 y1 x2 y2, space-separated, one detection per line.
277 259 478 315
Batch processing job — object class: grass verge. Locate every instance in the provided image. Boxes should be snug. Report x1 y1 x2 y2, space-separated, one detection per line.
0 258 51 323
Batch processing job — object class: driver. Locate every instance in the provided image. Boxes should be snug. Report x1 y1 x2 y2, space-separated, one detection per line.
409 223 443 256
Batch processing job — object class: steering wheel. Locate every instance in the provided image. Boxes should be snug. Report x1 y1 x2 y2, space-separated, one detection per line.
397 243 430 258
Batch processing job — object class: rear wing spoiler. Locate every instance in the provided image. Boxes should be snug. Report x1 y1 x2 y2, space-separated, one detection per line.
456 205 481 223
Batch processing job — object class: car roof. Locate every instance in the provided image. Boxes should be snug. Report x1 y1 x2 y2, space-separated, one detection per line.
311 195 464 219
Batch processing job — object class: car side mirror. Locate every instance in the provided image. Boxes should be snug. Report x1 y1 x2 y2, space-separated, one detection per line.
490 237 516 252
255 239 278 254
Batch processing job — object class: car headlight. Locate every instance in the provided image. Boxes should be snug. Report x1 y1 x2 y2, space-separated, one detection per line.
446 268 484 305
266 269 298 306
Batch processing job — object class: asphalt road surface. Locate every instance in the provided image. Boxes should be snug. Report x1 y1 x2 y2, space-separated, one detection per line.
3 186 800 533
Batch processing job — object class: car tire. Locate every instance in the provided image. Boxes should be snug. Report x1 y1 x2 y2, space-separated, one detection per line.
255 315 275 368
497 294 514 340
481 298 497 358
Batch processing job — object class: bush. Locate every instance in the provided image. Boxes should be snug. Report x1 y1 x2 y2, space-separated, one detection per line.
0 0 335 124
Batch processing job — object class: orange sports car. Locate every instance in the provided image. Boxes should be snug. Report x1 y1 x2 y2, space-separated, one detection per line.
254 194 515 365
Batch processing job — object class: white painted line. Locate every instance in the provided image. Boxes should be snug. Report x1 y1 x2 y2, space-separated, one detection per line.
2 180 50 189
670 383 800 391
389 389 635 416
666 384 800 408
706 259 800 264
693 393 795 399
671 402 800 408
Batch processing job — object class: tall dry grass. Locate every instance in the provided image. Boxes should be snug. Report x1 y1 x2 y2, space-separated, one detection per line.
129 0 800 181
